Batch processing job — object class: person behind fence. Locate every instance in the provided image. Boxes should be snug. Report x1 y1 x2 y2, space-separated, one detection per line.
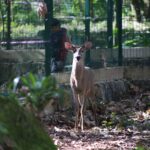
37 2 70 72
50 18 70 72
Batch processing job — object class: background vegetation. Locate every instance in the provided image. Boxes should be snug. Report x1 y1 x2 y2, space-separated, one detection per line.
0 0 150 48
0 95 57 150
0 73 65 149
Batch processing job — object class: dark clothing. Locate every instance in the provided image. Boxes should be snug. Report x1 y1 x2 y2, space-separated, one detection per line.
51 28 68 61
51 58 64 72
50 28 69 72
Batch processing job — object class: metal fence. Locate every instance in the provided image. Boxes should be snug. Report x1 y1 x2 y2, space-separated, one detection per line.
122 0 150 66
0 0 150 68
0 0 45 50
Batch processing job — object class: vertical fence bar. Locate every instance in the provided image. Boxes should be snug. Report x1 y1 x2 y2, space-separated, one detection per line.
107 0 113 49
44 0 53 76
6 0 11 50
116 0 123 66
85 0 91 65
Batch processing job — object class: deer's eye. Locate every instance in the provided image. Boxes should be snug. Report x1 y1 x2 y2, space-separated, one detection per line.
80 47 84 53
73 49 77 53
80 50 83 54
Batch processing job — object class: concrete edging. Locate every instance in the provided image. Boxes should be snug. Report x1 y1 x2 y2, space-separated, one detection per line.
53 66 150 84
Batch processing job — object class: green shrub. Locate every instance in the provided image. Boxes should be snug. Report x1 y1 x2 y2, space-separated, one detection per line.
20 73 63 112
0 96 57 150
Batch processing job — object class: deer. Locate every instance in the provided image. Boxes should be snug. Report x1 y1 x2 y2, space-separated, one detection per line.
65 41 97 131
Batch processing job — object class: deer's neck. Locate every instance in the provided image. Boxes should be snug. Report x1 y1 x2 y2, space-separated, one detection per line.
71 60 84 80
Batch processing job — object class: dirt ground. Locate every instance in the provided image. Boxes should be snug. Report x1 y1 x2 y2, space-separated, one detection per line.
48 126 150 150
42 91 150 150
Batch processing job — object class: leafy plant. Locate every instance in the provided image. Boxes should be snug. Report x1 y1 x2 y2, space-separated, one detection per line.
0 96 57 150
135 146 146 150
20 73 63 112
102 112 134 128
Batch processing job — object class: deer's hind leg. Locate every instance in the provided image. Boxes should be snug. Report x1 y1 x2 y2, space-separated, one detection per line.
75 103 80 130
88 97 97 126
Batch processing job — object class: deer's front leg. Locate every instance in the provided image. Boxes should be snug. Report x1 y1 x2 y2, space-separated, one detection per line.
71 85 80 130
78 94 85 131
75 102 80 130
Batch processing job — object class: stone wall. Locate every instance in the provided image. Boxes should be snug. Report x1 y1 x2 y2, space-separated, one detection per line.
0 49 45 84
53 66 150 84
0 49 150 85
0 49 150 110
124 66 150 80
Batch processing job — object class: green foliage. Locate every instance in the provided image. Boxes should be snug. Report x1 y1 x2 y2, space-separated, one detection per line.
92 0 107 19
0 122 9 144
12 0 40 25
20 73 63 112
0 123 8 135
1 0 150 48
0 0 6 39
135 146 146 150
12 24 43 38
123 33 150 47
54 0 107 18
0 0 6 19
0 73 65 149
0 96 57 150
102 112 134 128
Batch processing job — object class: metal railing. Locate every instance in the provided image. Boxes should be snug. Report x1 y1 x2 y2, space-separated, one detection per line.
0 0 150 68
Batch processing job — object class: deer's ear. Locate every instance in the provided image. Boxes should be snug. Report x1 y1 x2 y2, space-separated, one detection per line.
65 42 73 50
84 41 92 49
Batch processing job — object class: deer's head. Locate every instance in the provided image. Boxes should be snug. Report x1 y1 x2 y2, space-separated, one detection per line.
65 41 92 62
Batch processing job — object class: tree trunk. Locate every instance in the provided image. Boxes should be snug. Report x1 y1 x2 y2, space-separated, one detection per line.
142 0 150 20
132 0 150 21
90 0 94 18
132 0 142 22
78 0 84 14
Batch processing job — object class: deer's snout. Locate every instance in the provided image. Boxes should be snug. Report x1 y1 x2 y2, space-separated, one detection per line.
76 56 81 61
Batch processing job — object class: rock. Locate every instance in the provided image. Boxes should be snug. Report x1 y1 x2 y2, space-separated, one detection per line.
40 98 59 117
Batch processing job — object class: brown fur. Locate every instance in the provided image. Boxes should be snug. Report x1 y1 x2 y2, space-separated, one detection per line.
65 41 96 131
